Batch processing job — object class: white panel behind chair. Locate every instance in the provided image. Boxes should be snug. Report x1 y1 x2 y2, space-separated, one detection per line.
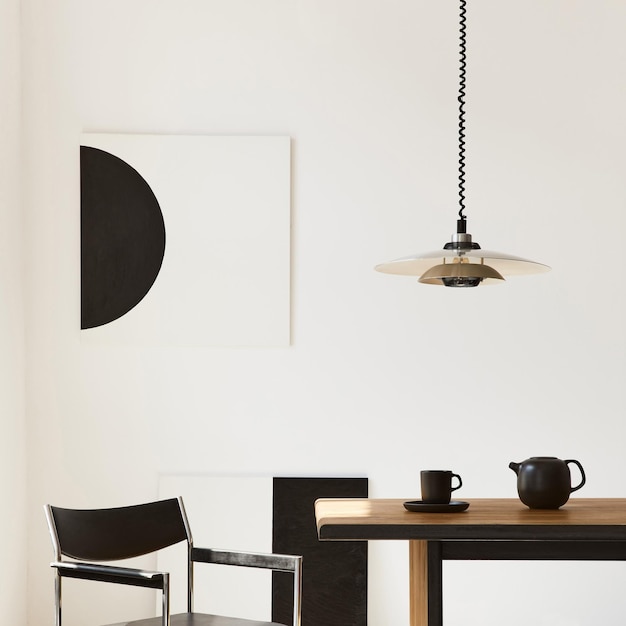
158 475 274 621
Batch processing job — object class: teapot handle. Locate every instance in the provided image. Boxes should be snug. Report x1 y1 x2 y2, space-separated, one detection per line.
565 459 586 493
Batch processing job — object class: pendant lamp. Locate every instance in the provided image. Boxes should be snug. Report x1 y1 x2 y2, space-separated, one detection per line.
375 0 550 287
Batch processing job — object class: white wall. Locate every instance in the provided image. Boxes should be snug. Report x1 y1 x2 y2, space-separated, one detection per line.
22 1 626 625
0 0 27 622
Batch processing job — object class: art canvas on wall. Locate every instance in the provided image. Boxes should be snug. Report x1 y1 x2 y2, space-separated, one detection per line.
80 133 291 347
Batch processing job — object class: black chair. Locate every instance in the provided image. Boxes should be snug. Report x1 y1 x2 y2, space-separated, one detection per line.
45 497 302 626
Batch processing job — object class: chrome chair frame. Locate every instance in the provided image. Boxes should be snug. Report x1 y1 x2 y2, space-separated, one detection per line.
45 497 302 626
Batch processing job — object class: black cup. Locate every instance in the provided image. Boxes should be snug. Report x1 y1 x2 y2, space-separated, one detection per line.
420 470 463 504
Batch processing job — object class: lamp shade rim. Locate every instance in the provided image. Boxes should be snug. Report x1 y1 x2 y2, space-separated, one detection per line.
375 248 550 276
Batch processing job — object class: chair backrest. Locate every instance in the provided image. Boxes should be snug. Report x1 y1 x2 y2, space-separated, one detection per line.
46 498 190 562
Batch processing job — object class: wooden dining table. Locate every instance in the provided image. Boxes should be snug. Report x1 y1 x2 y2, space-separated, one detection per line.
315 498 626 626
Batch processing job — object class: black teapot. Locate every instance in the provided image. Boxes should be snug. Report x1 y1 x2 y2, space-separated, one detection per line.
509 456 586 509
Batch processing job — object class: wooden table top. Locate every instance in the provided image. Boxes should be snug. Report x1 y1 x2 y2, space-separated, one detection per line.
315 498 626 541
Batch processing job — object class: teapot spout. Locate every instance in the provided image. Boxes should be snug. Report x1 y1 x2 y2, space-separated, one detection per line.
509 461 521 475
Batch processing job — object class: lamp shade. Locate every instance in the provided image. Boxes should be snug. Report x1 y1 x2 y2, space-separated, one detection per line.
418 257 503 286
375 248 550 279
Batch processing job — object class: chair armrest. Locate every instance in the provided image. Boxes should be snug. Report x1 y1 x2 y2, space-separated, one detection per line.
191 549 303 626
51 560 166 589
191 547 301 573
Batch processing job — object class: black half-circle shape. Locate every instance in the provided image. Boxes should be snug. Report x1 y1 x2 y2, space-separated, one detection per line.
80 145 166 329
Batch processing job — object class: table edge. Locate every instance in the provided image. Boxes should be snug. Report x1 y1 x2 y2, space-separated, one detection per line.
315 498 626 541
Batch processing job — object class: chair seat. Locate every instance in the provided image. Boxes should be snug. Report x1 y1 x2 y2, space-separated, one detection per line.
108 613 286 626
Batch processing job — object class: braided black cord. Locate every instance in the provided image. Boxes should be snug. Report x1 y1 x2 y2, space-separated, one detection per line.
458 0 467 221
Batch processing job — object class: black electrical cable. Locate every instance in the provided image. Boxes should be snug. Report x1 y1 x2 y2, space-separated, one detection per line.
458 0 467 223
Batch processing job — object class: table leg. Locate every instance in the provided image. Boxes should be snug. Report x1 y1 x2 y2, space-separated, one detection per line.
409 540 428 626
409 540 442 626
